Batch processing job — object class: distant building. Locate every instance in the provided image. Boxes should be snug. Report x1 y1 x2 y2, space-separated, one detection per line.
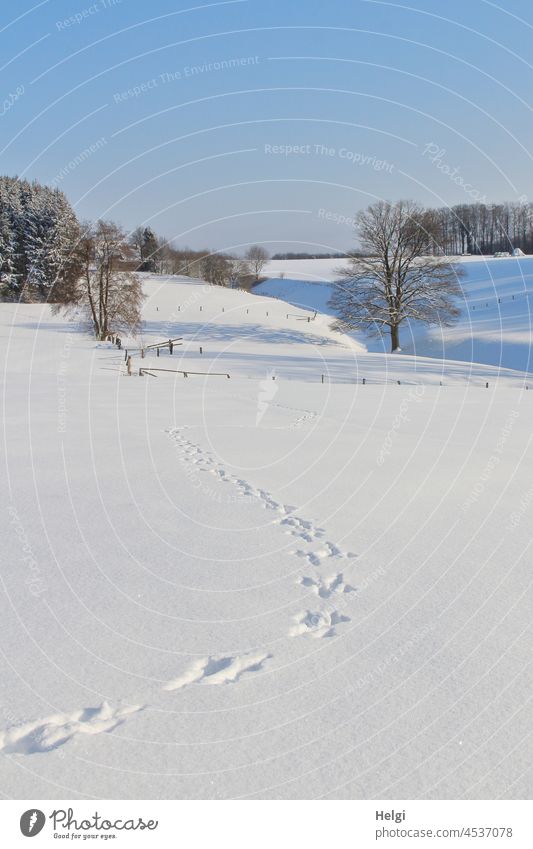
110 243 139 271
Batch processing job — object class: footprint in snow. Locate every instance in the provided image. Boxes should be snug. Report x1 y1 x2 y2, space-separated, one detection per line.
294 545 358 567
280 516 326 541
299 573 356 599
0 702 144 755
168 431 351 557
163 652 271 691
289 609 351 639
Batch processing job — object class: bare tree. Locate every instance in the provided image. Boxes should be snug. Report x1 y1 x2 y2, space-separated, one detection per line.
224 257 248 288
54 220 145 339
200 252 234 286
330 200 463 351
245 245 269 280
128 226 144 265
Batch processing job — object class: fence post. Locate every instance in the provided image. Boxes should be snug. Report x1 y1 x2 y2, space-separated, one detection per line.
169 340 173 355
126 356 132 376
157 347 159 357
321 374 324 384
141 348 144 359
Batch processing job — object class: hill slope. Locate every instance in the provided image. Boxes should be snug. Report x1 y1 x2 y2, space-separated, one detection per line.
258 256 533 373
0 275 531 799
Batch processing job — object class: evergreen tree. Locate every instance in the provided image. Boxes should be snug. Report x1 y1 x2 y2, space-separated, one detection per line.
0 178 19 297
140 227 159 272
0 176 80 302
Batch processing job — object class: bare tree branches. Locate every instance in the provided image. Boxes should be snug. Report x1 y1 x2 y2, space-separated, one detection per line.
330 200 463 351
245 245 269 280
53 220 145 339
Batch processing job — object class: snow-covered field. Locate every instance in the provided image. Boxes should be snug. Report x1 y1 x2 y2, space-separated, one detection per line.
259 256 533 373
1 271 532 799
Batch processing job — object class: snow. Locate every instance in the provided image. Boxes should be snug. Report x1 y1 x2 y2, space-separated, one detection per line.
258 256 533 373
1 270 532 799
263 257 344 283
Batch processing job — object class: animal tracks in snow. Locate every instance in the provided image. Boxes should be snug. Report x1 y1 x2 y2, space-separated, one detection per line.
299 572 356 599
1 425 361 758
2 653 270 756
0 702 143 755
289 609 351 639
280 515 325 543
166 428 357 558
294 543 358 568
167 427 359 660
163 652 271 691
212 470 292 514
2 652 270 756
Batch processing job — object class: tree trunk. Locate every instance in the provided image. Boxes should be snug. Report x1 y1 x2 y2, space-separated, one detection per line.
390 324 400 352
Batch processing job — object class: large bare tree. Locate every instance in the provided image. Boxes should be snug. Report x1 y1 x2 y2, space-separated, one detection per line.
330 200 463 351
54 220 144 339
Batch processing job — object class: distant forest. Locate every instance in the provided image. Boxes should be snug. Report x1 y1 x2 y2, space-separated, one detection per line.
433 202 533 255
271 252 348 260
275 203 533 257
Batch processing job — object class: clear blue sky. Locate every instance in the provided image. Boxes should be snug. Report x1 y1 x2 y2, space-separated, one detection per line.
2 0 533 253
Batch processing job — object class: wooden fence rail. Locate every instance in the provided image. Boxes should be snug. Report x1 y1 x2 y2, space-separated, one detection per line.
138 367 230 379
143 337 183 350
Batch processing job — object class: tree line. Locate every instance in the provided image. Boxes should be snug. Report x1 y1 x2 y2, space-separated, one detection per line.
128 226 269 286
0 177 272 302
1 174 531 346
434 202 533 255
0 176 272 337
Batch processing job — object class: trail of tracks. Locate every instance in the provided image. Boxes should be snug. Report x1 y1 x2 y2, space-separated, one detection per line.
1 426 359 755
